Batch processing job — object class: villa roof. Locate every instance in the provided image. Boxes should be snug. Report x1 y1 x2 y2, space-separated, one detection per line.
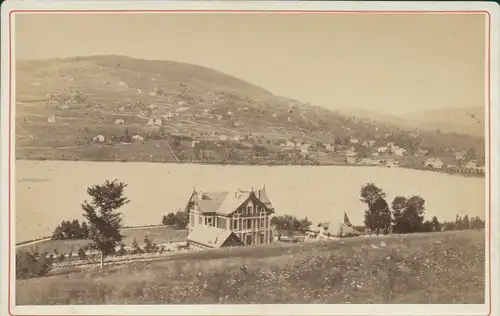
192 188 274 215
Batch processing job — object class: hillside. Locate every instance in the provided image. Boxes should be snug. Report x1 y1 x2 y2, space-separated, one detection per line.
339 106 485 138
16 230 485 304
15 55 484 165
407 106 485 137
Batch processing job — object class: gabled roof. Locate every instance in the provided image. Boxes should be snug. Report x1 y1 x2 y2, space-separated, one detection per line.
337 222 362 237
190 188 274 215
257 188 274 211
318 222 330 230
187 226 241 248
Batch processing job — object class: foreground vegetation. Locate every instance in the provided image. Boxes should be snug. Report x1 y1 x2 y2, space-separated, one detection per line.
16 230 485 304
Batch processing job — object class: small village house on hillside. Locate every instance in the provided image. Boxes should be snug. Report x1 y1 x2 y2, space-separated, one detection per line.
424 157 444 169
184 187 275 246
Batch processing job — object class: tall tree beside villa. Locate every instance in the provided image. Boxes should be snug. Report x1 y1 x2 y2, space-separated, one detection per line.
185 187 275 246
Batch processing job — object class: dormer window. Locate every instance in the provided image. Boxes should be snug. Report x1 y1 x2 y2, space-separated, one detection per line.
247 205 252 214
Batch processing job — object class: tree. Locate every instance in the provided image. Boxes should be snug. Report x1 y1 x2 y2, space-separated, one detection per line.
455 214 463 230
360 183 391 235
402 196 426 233
360 183 386 206
143 235 155 253
390 195 426 233
162 212 176 226
81 221 90 238
16 250 52 279
131 237 143 255
470 216 485 230
422 220 433 232
51 226 65 240
77 247 87 260
462 214 470 230
391 196 408 233
175 210 188 229
81 179 130 268
431 216 442 232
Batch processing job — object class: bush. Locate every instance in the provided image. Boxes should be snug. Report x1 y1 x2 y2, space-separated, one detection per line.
57 254 66 263
77 247 87 260
16 251 53 279
131 238 144 255
117 243 127 256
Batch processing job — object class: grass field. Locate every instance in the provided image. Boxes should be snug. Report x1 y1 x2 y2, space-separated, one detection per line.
16 230 485 304
17 226 188 255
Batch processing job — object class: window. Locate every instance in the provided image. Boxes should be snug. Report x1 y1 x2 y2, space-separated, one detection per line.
233 219 238 230
247 219 252 229
260 234 265 244
260 218 265 228
247 205 252 214
190 214 195 227
199 216 203 224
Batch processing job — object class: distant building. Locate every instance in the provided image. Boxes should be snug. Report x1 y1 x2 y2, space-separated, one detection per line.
163 112 174 119
377 146 389 154
185 188 275 246
132 135 144 142
394 148 407 156
415 149 429 157
345 149 357 157
455 151 467 161
93 135 105 143
464 160 478 169
350 138 360 145
115 119 125 125
346 157 357 164
147 118 162 126
47 115 56 123
424 158 444 169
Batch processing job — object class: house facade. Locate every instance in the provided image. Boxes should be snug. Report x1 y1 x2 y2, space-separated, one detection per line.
185 187 275 246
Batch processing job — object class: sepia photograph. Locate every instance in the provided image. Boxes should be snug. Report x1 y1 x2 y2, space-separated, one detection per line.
1 1 499 315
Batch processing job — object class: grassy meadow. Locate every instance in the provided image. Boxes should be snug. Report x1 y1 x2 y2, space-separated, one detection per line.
16 230 485 305
17 226 188 254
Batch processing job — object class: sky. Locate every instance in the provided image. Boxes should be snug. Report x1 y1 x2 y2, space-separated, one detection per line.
14 13 486 115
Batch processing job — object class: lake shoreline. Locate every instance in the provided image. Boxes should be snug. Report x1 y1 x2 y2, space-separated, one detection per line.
13 158 485 178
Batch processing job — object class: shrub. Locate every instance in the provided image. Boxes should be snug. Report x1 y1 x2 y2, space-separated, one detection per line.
157 245 165 254
131 238 144 255
16 251 53 279
57 254 66 263
77 247 87 260
117 243 127 256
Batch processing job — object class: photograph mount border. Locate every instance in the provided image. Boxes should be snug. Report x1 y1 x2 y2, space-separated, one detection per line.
2 4 496 316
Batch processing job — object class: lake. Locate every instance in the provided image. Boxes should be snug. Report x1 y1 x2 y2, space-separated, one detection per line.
14 160 486 243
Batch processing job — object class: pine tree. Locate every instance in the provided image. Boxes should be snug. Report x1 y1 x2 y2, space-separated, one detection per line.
131 237 143 254
82 179 130 268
